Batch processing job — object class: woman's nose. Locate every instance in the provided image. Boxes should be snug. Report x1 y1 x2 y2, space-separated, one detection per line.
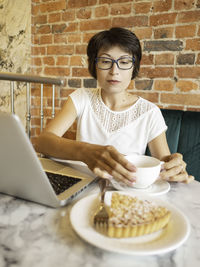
109 62 119 74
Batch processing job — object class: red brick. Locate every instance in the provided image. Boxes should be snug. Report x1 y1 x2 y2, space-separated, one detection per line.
63 22 79 33
31 67 43 75
134 27 152 40
40 35 52 44
32 35 40 45
176 80 199 92
56 56 69 65
197 53 200 64
60 89 75 98
43 57 55 65
150 13 177 26
52 24 67 34
134 2 152 14
154 27 174 39
80 19 111 31
36 25 51 34
185 39 200 51
31 25 37 35
174 0 196 10
32 57 42 66
68 33 81 43
140 67 174 78
134 79 153 90
76 8 92 19
176 67 200 78
31 4 40 16
155 54 174 65
83 32 96 43
62 10 76 21
110 4 131 15
154 80 174 91
140 54 154 65
175 25 196 38
67 0 97 8
33 15 47 24
75 45 87 55
53 34 67 44
47 45 74 55
112 16 148 28
40 0 66 13
47 99 60 108
48 13 61 23
72 68 90 77
152 0 172 12
161 93 200 106
44 67 70 76
31 46 46 56
178 11 200 23
134 92 159 103
70 56 83 66
100 0 132 3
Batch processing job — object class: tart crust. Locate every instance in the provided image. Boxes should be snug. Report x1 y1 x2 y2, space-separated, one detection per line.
95 192 171 238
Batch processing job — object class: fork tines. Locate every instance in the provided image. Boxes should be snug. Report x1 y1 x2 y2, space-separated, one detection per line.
93 178 109 232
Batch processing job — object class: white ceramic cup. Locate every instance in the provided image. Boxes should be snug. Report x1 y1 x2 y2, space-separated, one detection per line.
125 154 163 189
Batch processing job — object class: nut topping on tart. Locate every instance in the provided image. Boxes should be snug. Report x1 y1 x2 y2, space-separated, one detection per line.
94 192 171 238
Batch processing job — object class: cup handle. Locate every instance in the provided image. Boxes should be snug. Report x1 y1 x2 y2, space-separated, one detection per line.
160 161 165 171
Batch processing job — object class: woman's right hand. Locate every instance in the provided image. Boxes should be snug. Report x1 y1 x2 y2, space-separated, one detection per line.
81 144 137 186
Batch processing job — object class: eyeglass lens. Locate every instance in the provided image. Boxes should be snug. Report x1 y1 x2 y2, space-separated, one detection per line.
96 57 134 70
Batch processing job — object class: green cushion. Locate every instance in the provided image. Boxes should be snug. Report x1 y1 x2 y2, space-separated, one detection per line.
161 109 183 154
146 109 200 181
178 111 200 181
181 143 200 181
146 109 182 156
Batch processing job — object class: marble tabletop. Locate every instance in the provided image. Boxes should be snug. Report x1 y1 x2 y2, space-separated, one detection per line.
0 180 199 267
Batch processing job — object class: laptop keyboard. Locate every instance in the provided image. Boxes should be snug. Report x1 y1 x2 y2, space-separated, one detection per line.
45 172 81 195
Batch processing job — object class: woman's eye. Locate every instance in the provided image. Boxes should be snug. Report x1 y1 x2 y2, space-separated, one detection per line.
119 59 131 64
102 60 111 64
120 61 129 64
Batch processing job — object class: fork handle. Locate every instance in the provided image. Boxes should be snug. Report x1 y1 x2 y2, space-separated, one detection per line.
99 178 109 203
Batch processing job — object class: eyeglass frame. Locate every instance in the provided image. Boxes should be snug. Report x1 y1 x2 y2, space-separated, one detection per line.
95 56 135 70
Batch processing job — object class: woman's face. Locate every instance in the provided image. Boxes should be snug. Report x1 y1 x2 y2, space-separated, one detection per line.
96 46 133 95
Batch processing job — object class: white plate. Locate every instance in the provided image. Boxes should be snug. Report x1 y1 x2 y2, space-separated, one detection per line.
70 192 190 256
110 179 170 196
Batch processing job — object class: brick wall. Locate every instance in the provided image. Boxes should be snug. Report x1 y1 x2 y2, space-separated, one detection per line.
31 0 200 141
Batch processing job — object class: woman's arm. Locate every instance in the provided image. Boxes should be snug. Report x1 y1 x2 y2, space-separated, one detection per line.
148 132 194 183
36 97 136 185
36 96 82 160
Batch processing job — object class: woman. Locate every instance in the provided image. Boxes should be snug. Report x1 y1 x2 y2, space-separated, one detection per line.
36 27 194 185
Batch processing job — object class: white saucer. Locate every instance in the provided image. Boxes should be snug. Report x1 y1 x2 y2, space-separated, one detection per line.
70 192 190 255
110 179 170 196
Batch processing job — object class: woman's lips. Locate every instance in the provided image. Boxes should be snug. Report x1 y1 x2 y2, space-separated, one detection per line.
107 80 120 84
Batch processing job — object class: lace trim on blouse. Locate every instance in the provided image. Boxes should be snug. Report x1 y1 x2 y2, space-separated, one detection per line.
86 88 155 133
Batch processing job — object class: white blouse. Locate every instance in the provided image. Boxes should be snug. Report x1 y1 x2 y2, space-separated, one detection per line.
70 88 167 156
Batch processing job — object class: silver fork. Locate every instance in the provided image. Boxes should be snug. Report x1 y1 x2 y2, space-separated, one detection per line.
93 178 109 230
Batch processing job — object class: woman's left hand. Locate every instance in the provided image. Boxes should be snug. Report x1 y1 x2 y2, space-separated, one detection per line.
160 153 194 184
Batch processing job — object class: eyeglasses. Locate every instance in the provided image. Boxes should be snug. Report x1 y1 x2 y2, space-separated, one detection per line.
95 56 135 70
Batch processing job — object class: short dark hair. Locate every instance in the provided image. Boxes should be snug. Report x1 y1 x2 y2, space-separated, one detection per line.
87 27 142 80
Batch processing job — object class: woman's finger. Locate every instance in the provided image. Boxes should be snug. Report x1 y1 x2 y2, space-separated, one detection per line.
104 145 136 172
184 175 195 184
167 171 189 182
160 165 183 180
163 154 184 170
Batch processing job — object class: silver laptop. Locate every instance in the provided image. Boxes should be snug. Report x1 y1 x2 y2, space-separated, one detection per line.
0 112 96 208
